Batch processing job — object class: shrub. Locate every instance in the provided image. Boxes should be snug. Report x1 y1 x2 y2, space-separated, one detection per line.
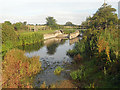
2 23 18 51
54 66 64 75
2 49 41 88
70 66 85 81
67 49 77 57
74 54 83 63
70 71 78 80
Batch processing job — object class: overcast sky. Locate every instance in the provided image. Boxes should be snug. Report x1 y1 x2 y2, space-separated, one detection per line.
0 0 119 25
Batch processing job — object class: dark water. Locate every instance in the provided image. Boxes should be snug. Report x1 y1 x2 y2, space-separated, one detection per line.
18 37 82 87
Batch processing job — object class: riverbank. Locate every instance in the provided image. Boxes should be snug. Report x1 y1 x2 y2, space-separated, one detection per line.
2 29 78 57
2 30 58 56
67 28 120 88
2 31 43 57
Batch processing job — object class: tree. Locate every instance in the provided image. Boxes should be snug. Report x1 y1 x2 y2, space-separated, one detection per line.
85 5 118 30
13 22 23 30
46 17 58 29
2 22 18 51
23 21 27 25
118 19 120 25
13 22 27 30
47 42 59 55
81 16 91 26
4 21 12 25
65 22 74 26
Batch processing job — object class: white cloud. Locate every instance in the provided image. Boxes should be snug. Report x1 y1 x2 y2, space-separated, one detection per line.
0 0 119 24
0 12 90 25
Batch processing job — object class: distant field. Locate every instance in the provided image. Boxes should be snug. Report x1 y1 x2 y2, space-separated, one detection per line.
18 29 85 36
17 30 56 35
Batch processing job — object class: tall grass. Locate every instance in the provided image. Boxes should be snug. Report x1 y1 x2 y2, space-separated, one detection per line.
18 32 43 45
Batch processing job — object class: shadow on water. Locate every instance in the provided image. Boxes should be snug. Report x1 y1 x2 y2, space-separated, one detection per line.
17 41 44 52
18 37 82 87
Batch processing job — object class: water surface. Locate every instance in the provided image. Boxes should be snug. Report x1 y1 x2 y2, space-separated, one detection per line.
19 37 81 87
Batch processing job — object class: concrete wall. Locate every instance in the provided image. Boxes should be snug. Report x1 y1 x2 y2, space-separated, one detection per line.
44 34 57 39
44 30 63 39
69 30 80 39
56 34 68 38
44 30 80 40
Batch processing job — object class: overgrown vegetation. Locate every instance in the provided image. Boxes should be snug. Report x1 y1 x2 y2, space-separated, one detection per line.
54 66 64 75
67 4 119 88
2 25 43 56
18 32 43 45
2 49 41 88
2 22 60 56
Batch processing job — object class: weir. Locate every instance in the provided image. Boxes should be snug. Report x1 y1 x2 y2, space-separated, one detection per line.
69 30 80 39
44 30 80 40
44 30 68 40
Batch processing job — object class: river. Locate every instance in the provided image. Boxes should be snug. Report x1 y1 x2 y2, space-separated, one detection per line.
18 37 82 87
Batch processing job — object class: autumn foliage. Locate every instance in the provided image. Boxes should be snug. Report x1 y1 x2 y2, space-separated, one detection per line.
2 49 41 88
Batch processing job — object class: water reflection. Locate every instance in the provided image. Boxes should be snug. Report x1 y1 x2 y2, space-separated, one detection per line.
69 37 81 45
47 42 59 55
18 37 81 87
44 38 66 55
44 38 65 46
22 37 82 61
17 41 44 52
25 39 74 61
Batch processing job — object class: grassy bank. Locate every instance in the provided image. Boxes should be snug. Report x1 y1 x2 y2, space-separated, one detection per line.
18 32 43 45
2 29 57 57
63 29 76 34
17 30 57 45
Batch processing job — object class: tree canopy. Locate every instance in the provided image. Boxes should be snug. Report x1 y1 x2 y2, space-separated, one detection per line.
4 21 12 25
13 22 27 30
2 22 18 51
82 4 118 30
46 17 58 29
65 21 75 26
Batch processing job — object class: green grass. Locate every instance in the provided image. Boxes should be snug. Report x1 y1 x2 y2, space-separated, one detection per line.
19 30 56 35
38 30 57 34
63 29 76 34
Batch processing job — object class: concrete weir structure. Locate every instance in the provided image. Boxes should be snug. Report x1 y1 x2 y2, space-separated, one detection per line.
44 30 80 40
69 30 80 39
44 30 63 39
44 30 68 40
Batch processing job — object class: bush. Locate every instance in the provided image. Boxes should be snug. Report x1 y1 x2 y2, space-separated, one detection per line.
70 71 78 80
2 23 18 50
54 66 64 75
67 49 78 57
74 54 83 63
2 49 41 88
70 66 85 81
